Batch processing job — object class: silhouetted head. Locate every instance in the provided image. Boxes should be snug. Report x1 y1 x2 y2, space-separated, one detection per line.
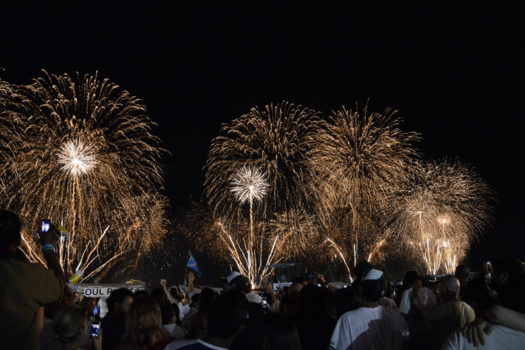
0 210 21 251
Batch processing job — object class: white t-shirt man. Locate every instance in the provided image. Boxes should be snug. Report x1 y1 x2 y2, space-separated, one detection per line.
441 325 525 350
329 305 409 350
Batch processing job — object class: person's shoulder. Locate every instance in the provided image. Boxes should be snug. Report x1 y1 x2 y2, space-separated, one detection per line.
339 306 376 321
1 258 49 273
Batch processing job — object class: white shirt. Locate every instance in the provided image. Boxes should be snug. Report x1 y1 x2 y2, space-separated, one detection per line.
178 301 192 322
163 323 187 339
329 305 409 350
165 339 228 350
441 325 525 350
399 288 413 315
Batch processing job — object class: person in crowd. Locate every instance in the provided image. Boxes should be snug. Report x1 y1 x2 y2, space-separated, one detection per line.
165 289 248 350
352 261 372 282
101 288 134 350
290 276 307 294
81 297 100 322
280 291 300 316
224 272 265 349
416 276 438 309
442 257 525 349
118 295 174 350
329 269 409 350
160 279 192 322
479 261 493 285
455 265 471 302
262 313 302 350
50 304 102 350
150 288 186 339
399 270 421 315
187 287 216 340
0 210 65 350
181 294 200 330
295 284 336 350
413 276 475 349
334 285 359 319
353 261 398 310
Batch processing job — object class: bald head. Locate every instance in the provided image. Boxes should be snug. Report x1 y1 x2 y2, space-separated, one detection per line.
439 276 460 301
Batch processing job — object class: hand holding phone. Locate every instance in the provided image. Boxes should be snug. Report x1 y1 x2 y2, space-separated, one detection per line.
39 219 58 246
90 322 100 338
41 219 51 233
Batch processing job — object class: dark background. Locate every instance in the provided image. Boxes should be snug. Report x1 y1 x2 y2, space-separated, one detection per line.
1 4 523 280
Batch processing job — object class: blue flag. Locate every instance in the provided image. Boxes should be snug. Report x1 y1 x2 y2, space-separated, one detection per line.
186 251 202 278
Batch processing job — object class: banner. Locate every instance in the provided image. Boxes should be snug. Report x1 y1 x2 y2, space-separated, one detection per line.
70 283 146 298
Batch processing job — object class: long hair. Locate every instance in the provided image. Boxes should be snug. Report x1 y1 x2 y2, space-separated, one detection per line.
50 305 87 350
122 296 169 349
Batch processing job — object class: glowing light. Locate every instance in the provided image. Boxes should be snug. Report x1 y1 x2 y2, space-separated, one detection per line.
58 140 97 176
231 165 268 205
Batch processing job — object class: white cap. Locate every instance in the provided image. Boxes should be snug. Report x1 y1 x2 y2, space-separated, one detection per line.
361 268 384 281
226 271 242 284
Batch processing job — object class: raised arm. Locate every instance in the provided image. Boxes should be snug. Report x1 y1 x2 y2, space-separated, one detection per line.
485 305 525 333
160 279 177 304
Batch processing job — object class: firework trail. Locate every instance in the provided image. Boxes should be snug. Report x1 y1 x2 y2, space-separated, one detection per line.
308 105 420 262
395 159 494 274
0 71 168 280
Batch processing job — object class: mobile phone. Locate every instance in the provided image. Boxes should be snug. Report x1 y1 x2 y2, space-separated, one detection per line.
89 322 100 338
92 305 99 317
41 219 51 233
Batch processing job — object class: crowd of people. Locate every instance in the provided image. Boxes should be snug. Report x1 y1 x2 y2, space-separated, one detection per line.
1 209 525 350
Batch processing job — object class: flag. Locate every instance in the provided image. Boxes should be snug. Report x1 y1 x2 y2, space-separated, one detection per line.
186 251 202 278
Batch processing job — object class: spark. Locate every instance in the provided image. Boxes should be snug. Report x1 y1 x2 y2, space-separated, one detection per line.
58 139 97 176
230 165 268 205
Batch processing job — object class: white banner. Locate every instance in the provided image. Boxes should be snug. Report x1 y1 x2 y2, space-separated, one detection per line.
71 283 146 298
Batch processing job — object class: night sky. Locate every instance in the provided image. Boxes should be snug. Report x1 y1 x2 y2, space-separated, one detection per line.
1 4 524 269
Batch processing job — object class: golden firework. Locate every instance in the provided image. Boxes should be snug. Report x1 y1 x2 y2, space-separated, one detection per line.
395 160 494 274
309 105 421 263
204 101 321 221
0 71 168 280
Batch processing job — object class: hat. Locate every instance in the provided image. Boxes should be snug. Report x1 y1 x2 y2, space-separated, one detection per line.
361 269 384 281
226 271 242 284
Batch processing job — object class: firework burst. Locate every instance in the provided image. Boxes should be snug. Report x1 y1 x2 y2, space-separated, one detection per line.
204 101 321 221
0 71 168 280
308 105 420 262
58 139 98 177
395 159 494 274
231 165 269 205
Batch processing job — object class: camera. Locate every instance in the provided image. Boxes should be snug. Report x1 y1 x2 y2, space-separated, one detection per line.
89 322 100 338
41 219 51 233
